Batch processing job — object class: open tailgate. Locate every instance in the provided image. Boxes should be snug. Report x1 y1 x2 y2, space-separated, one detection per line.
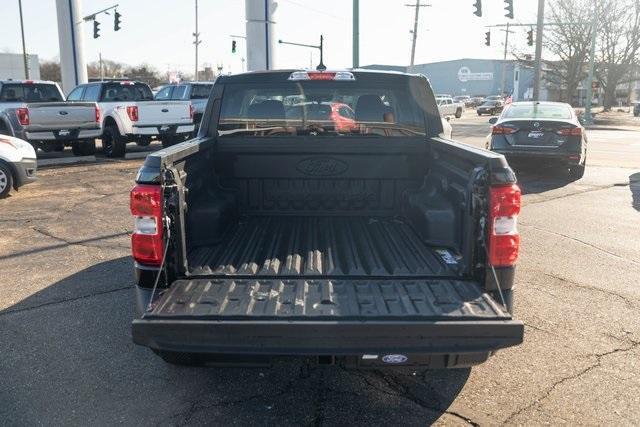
133 279 523 355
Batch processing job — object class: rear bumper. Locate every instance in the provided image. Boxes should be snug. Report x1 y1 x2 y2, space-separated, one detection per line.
131 124 195 136
24 128 102 141
132 318 524 356
493 149 582 164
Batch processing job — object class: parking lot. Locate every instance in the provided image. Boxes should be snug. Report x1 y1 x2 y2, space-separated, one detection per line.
1 110 639 426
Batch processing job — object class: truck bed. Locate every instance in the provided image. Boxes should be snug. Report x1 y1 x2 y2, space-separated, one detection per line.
188 216 458 277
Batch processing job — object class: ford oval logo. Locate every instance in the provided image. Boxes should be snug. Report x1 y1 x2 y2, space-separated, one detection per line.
296 157 348 177
59 110 68 115
382 354 408 364
161 108 169 112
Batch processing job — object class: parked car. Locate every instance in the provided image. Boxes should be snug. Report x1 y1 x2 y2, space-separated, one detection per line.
436 96 464 118
484 95 504 102
0 134 37 198
470 96 485 107
0 80 101 156
453 95 472 107
67 81 194 157
130 69 524 368
477 100 504 116
633 102 640 117
487 101 587 179
155 82 214 135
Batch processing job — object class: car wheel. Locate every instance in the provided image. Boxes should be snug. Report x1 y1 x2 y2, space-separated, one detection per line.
477 112 482 116
72 139 96 156
455 108 462 119
161 135 180 148
569 160 586 180
0 162 14 199
136 137 152 147
102 125 126 158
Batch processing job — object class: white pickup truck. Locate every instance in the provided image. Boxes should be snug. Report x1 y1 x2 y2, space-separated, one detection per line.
67 81 194 157
435 95 464 118
0 80 101 156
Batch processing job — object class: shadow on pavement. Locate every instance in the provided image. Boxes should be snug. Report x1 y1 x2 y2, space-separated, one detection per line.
0 257 470 425
630 172 640 211
511 163 573 195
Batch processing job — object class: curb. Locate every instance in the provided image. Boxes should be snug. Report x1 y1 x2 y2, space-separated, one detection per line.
38 156 97 167
124 152 150 160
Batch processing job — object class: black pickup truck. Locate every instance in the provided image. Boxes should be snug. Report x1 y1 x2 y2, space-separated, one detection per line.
130 70 523 368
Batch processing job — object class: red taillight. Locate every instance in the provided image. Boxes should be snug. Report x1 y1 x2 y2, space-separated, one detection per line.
189 103 194 121
492 124 518 135
95 105 101 123
130 184 163 266
127 105 139 122
16 107 29 126
556 127 582 136
308 72 336 80
488 184 521 267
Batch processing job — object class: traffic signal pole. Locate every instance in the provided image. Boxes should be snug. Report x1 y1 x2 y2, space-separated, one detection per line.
500 22 514 95
532 0 545 101
353 0 359 68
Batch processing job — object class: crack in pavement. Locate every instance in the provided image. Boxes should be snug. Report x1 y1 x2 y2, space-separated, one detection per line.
343 368 478 426
27 226 129 251
0 285 131 316
520 223 640 266
537 271 638 308
502 340 640 425
168 371 303 426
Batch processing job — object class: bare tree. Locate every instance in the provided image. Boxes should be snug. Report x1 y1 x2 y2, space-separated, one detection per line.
40 61 61 83
87 59 126 80
543 0 593 104
596 0 640 109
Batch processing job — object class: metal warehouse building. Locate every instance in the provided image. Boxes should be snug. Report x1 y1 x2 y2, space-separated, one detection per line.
363 58 535 101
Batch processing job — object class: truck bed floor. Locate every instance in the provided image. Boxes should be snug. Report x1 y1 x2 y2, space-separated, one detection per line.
188 216 456 277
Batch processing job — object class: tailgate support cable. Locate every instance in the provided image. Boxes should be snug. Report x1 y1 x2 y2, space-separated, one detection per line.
145 212 172 314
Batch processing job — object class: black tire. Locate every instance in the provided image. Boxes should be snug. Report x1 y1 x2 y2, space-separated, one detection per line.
0 162 13 199
102 125 126 158
477 112 482 116
569 162 586 180
71 139 96 156
136 137 152 147
455 108 462 119
161 135 181 148
152 349 204 366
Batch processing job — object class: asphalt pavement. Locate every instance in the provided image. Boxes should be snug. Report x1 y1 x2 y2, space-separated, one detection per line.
1 112 639 426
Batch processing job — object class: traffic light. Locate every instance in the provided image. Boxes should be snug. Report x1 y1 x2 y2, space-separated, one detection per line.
93 20 101 39
504 0 514 19
231 40 237 53
473 0 482 17
527 29 534 46
485 31 490 46
114 11 122 31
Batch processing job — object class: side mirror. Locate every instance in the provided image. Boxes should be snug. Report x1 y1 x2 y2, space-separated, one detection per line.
488 117 498 124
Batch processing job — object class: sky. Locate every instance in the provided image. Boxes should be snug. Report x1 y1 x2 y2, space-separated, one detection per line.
0 0 540 75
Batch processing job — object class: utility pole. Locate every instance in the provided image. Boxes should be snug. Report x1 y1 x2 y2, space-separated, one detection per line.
584 3 597 125
193 0 201 81
500 22 514 95
18 0 29 79
532 0 545 101
99 52 104 80
406 1 431 70
353 0 359 68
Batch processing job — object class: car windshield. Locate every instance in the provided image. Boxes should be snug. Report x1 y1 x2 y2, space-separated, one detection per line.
219 80 427 137
481 101 498 106
101 83 154 102
0 84 63 102
503 104 573 119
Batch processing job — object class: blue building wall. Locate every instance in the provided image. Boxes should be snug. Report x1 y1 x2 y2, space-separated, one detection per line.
362 59 534 99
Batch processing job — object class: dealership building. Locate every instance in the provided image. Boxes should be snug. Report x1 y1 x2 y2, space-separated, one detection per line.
363 58 536 101
0 53 40 80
